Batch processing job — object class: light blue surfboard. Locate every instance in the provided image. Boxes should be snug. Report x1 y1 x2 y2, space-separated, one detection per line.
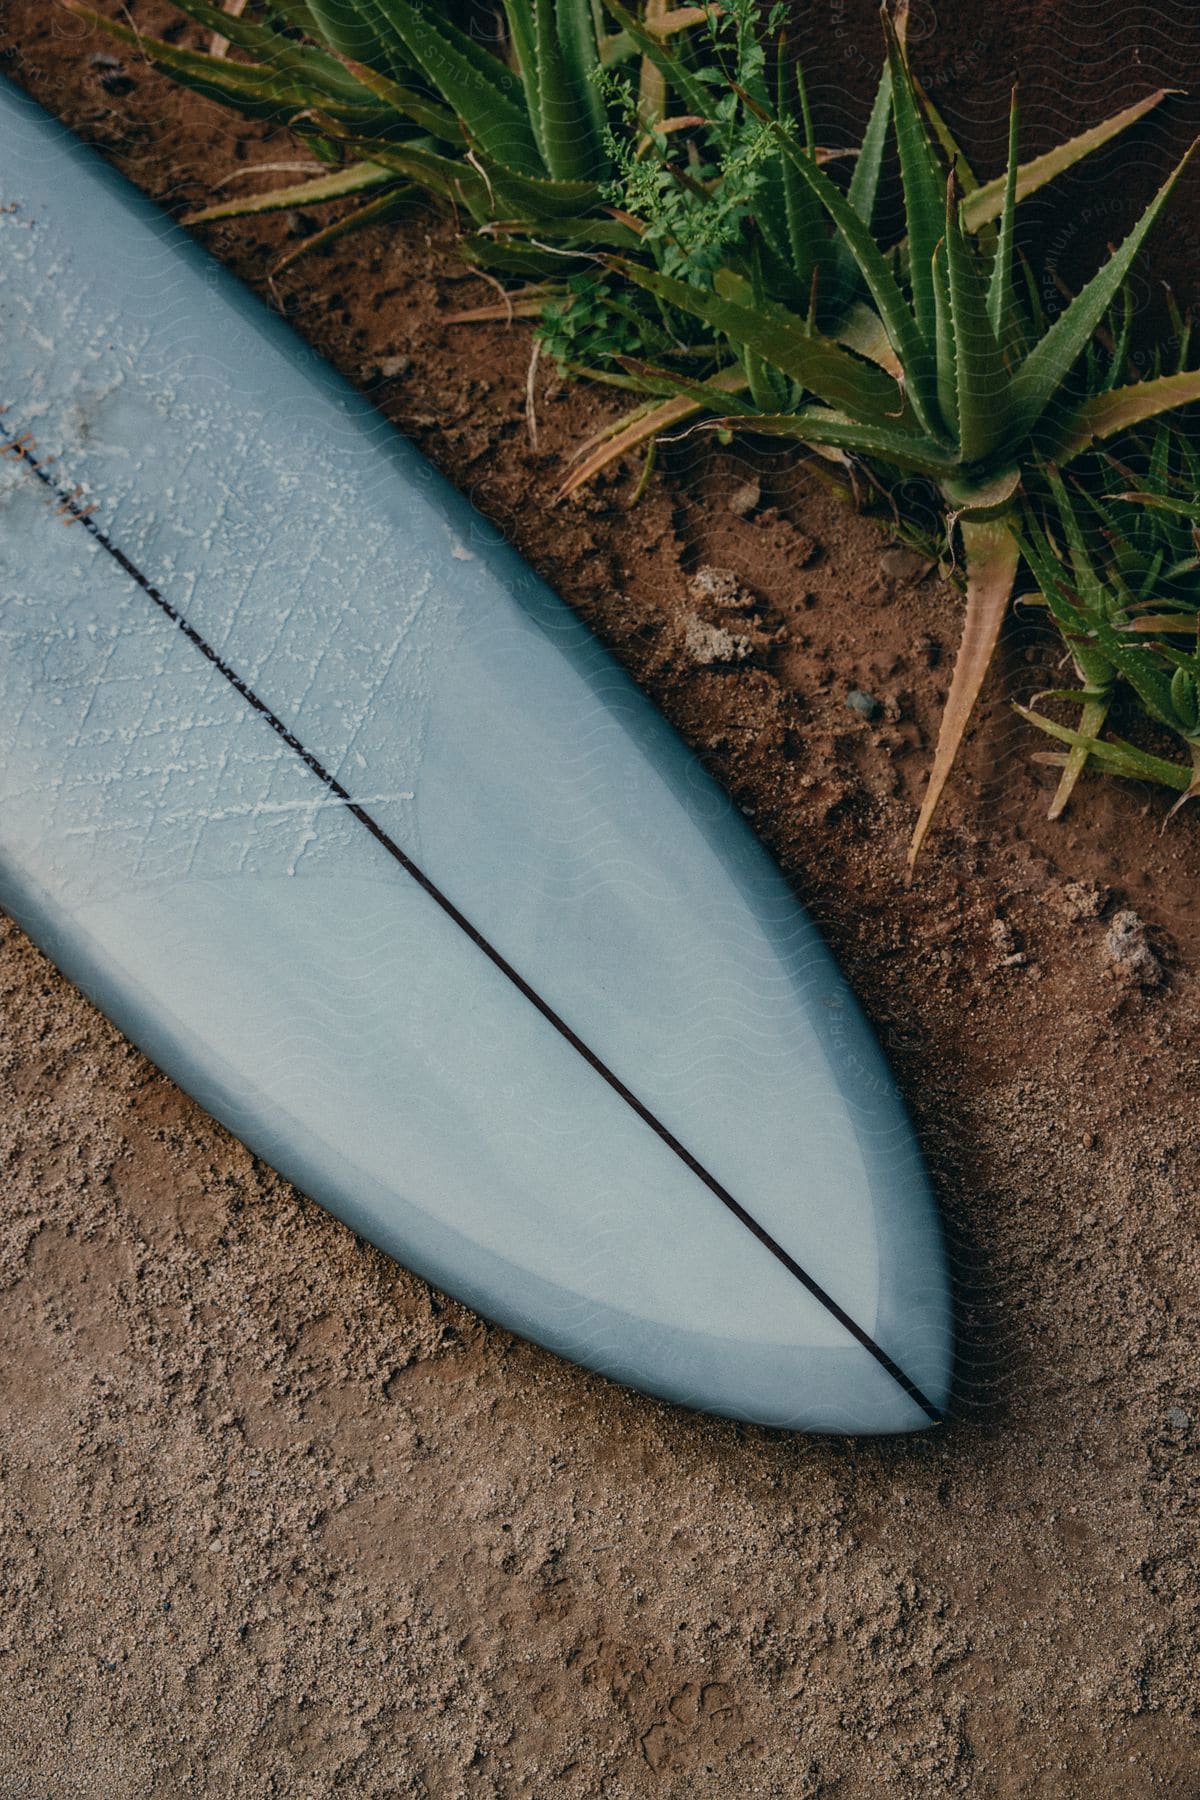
0 77 952 1433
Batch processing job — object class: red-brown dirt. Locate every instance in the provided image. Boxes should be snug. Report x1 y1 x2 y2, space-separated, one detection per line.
1 5 1199 1795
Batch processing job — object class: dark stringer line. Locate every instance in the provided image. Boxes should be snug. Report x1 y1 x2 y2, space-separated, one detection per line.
9 433 942 1425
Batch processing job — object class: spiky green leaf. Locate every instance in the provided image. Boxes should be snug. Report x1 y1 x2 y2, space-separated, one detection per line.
963 88 1175 231
184 159 398 224
1009 146 1195 439
609 260 909 421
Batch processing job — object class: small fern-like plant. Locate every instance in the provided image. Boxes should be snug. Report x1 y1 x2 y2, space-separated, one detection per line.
1018 446 1200 808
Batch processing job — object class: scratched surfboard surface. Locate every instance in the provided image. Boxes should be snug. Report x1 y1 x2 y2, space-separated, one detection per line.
0 79 951 1432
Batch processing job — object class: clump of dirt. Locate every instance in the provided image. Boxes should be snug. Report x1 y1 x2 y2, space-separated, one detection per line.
2 7 1200 1797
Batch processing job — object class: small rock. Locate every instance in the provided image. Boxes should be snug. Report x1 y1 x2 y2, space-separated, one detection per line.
990 916 1027 967
90 51 122 69
284 210 320 239
1103 909 1164 988
845 688 880 720
879 545 934 586
376 354 413 381
683 615 752 666
1057 879 1108 923
727 478 761 518
687 565 742 607
1167 1407 1191 1433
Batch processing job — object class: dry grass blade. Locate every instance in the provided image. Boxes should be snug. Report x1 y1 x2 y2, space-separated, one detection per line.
639 0 669 124
557 369 748 499
443 292 550 323
558 393 701 498
907 519 1021 870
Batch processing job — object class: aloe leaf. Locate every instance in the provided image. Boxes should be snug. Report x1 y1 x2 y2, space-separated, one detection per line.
305 0 417 80
471 157 604 219
1009 146 1196 439
914 78 978 194
986 95 1019 341
342 137 479 205
931 239 957 443
560 393 695 497
492 213 640 246
531 0 603 181
837 302 902 378
1111 488 1200 520
363 0 542 173
502 0 540 141
942 176 1008 461
883 13 945 350
823 59 892 317
963 88 1174 232
742 95 940 435
1045 692 1111 817
556 0 608 155
908 518 1022 867
1041 467 1110 612
264 0 329 32
1089 615 1180 726
769 44 823 303
1053 366 1200 462
331 57 460 139
62 5 321 117
184 159 398 223
612 360 758 412
461 236 577 275
168 0 380 107
847 61 894 224
720 407 958 478
1016 708 1193 792
609 260 908 421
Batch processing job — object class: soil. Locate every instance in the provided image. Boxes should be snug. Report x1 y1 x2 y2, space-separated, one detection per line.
2 4 1200 1796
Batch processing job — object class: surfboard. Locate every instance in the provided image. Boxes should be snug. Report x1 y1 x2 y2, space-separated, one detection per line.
0 76 952 1433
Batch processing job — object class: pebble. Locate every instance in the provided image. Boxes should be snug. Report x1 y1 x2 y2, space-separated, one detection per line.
684 615 752 666
376 354 413 381
687 566 743 607
1103 909 1164 988
845 689 880 720
1058 879 1108 923
879 545 933 585
727 479 761 518
1167 1407 1191 1432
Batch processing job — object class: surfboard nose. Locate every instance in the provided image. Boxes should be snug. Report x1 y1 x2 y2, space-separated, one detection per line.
0 73 954 1435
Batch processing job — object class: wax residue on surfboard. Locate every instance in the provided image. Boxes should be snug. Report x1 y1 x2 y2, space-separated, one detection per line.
3 199 448 892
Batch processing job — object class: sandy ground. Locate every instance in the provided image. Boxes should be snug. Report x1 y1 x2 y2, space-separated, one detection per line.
2 4 1200 1795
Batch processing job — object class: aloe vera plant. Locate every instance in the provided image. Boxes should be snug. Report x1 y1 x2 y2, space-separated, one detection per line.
557 4 1170 500
61 0 1200 860
610 14 1195 862
1018 447 1200 808
63 0 667 269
